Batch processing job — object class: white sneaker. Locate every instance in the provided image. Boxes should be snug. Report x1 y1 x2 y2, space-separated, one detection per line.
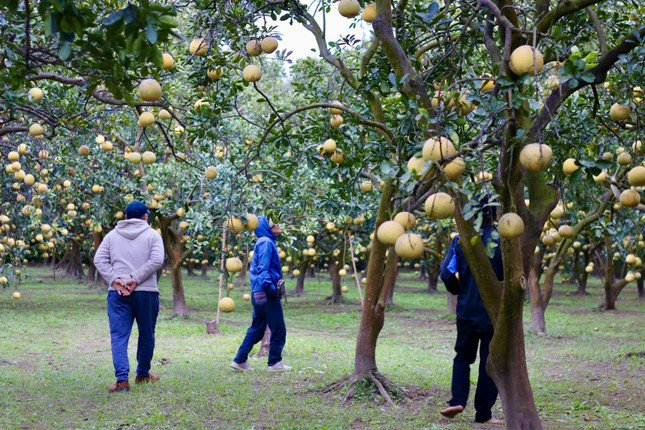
230 361 254 372
267 361 292 372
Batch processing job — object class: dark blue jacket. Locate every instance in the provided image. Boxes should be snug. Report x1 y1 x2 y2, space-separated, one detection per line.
249 216 283 294
440 226 503 328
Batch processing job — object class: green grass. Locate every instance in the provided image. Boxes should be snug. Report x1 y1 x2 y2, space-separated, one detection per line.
0 267 643 429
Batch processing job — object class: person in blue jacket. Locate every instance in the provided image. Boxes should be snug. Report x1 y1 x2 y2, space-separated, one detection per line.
439 201 503 424
230 216 292 372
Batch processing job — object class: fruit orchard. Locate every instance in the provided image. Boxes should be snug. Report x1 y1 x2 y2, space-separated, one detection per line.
0 1 643 429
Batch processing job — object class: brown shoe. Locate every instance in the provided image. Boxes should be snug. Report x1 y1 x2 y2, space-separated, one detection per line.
440 405 465 418
135 373 160 384
108 380 130 393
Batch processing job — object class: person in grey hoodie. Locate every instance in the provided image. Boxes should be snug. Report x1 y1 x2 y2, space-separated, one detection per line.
94 201 165 393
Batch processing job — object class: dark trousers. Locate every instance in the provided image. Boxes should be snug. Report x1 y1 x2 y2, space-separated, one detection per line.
449 318 498 423
234 297 286 366
107 290 159 382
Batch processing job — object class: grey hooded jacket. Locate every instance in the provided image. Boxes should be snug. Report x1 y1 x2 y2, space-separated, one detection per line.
94 218 165 293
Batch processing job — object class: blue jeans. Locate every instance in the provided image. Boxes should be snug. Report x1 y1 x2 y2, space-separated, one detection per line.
449 318 498 422
234 297 286 366
107 291 159 382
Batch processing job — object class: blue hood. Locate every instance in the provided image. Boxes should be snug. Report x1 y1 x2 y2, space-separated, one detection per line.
254 216 276 241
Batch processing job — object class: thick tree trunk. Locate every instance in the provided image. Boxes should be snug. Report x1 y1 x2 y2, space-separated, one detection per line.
383 250 398 306
489 319 540 430
201 263 208 279
638 273 644 299
576 271 589 295
326 261 344 304
156 213 191 317
171 264 189 316
252 327 271 358
187 260 196 277
234 250 249 286
353 183 393 376
603 236 616 310
427 262 439 293
295 259 308 296
447 292 457 314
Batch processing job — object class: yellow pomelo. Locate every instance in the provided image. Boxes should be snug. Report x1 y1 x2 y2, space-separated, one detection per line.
422 136 456 161
226 216 244 233
245 214 259 231
138 79 162 102
158 109 172 120
338 0 360 18
562 158 579 175
362 4 377 22
162 53 174 70
377 221 405 245
261 37 279 54
208 66 224 79
28 87 44 102
323 139 337 153
141 151 156 164
139 111 155 127
393 212 416 230
619 189 640 208
360 181 373 193
394 233 425 259
218 297 235 313
509 45 544 75
498 213 525 238
189 38 208 56
226 257 244 273
205 165 218 179
242 65 262 82
246 40 262 56
330 115 344 128
558 224 574 238
329 100 343 115
609 103 631 121
78 145 90 156
443 157 466 180
616 152 632 166
425 192 455 219
519 143 552 172
627 166 645 186
28 123 44 137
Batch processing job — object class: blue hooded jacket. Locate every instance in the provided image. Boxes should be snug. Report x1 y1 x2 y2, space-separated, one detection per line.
249 216 283 294
440 226 503 328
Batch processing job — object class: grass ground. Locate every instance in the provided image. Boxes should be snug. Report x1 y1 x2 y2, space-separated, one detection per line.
0 266 643 429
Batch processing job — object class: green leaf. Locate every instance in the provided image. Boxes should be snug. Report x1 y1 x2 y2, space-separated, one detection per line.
580 72 595 83
58 42 72 61
146 24 158 44
104 10 124 26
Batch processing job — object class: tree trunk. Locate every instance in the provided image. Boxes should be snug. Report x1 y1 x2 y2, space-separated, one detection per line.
447 292 457 314
234 250 249 286
252 327 271 358
171 264 189 316
156 213 191 317
427 261 439 293
383 250 398 306
201 262 208 279
187 260 196 277
353 182 393 376
576 271 588 295
603 236 616 310
488 319 541 430
637 272 644 299
326 261 344 304
295 259 308 296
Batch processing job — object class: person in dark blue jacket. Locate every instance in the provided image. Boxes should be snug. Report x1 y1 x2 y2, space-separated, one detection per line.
230 216 291 372
439 203 503 424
